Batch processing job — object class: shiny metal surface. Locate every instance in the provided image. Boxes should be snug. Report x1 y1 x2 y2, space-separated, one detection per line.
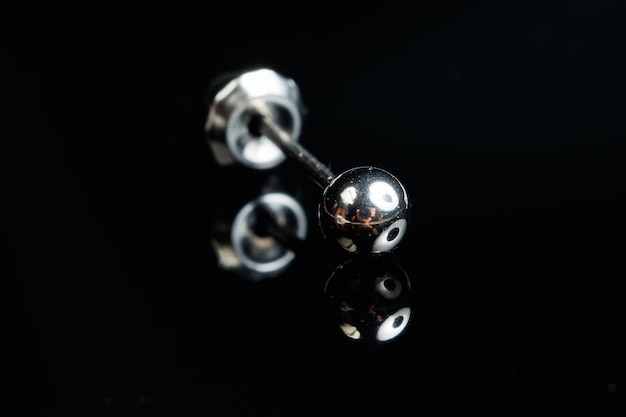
206 68 411 255
324 258 413 344
319 166 410 255
211 192 307 281
255 111 334 188
205 68 303 169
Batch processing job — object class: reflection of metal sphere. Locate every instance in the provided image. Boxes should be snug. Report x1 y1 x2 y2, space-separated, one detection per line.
323 258 412 345
319 166 410 255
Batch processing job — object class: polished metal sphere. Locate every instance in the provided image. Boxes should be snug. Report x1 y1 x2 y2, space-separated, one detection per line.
319 166 410 255
323 258 413 344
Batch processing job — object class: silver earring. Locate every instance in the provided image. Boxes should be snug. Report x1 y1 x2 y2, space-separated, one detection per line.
205 68 411 256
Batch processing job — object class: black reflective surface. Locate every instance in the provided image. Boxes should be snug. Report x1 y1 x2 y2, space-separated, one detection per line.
3 2 626 416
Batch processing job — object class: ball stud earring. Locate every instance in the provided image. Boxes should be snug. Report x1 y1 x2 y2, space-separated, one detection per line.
205 68 411 255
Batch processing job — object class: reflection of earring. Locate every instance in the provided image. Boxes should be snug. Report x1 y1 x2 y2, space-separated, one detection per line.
205 68 411 256
323 257 413 345
210 174 308 281
220 193 414 345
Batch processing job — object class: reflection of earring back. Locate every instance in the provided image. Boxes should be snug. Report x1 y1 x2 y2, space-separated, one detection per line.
210 184 308 281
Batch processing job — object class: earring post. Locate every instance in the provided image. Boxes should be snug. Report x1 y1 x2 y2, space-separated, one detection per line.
250 108 335 189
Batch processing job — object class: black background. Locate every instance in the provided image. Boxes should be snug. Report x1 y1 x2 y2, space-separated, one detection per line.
2 1 625 416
